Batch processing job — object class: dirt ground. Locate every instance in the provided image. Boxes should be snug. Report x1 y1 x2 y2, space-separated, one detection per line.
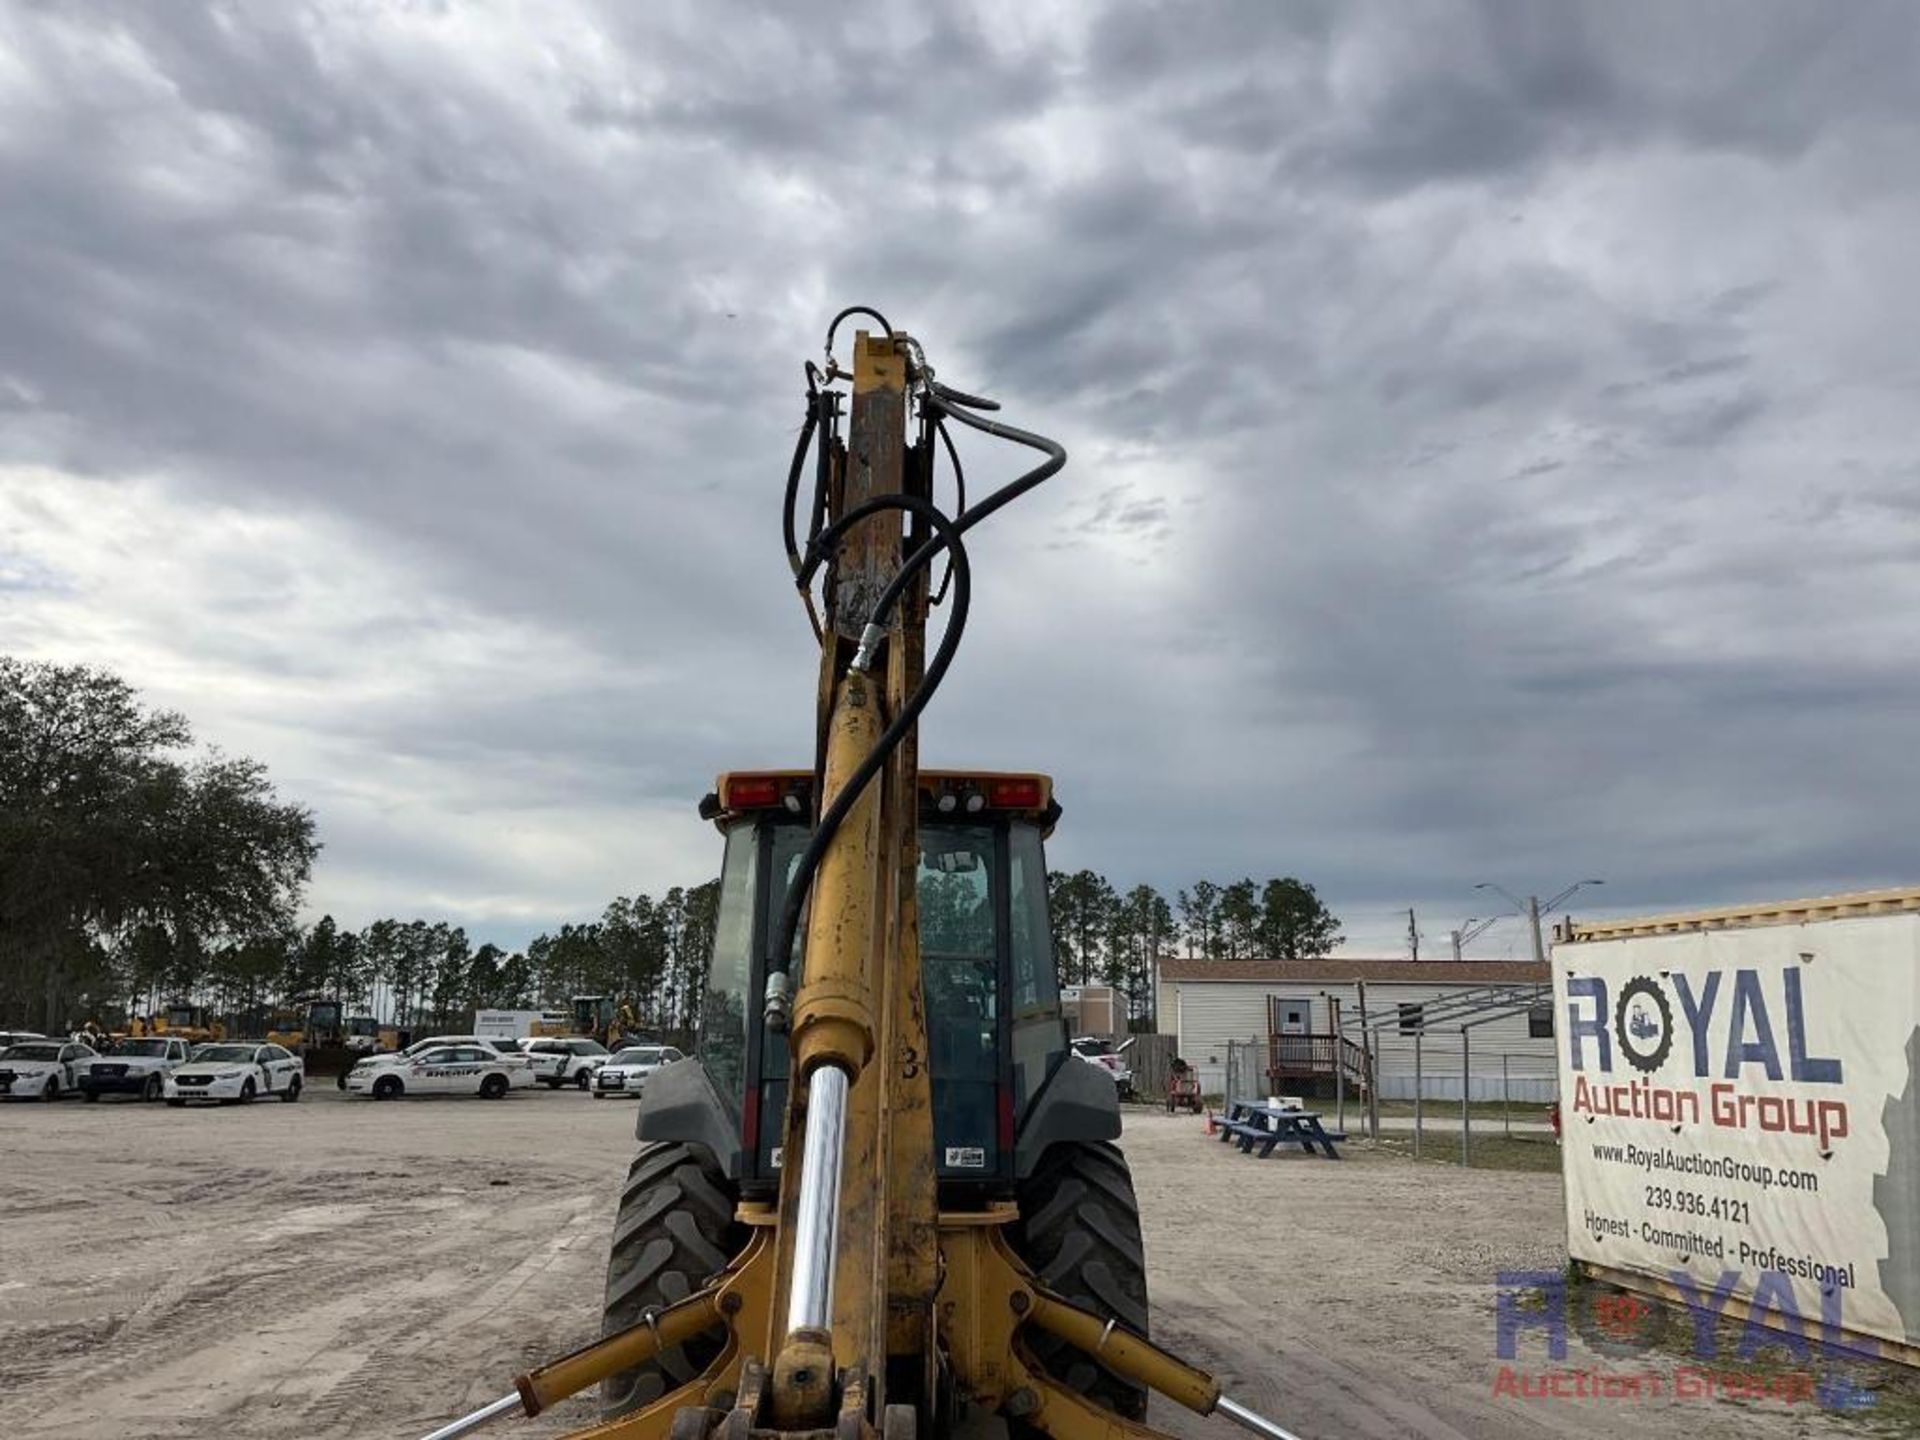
0 1089 1894 1440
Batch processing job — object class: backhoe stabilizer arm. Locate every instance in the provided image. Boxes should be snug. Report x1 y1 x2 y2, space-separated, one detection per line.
409 1291 734 1440
1018 1298 1303 1440
412 1228 1302 1440
938 1226 1307 1440
515 1290 728 1419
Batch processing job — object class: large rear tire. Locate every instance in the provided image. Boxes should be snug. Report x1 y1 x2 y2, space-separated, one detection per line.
599 1141 746 1422
1009 1141 1151 1422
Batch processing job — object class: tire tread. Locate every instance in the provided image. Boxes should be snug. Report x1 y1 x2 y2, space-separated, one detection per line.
1010 1141 1151 1421
600 1141 745 1419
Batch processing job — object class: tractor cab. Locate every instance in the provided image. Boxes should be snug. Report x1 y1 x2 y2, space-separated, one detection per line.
266 996 345 1050
343 1015 389 1052
642 769 1111 1199
573 995 615 1039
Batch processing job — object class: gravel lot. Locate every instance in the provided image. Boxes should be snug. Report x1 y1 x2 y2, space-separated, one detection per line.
0 1088 1880 1440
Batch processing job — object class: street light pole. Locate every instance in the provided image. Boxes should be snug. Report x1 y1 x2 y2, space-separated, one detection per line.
1450 914 1504 961
1475 879 1604 964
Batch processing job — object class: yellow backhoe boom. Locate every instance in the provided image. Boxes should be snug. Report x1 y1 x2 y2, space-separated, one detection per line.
409 315 1304 1440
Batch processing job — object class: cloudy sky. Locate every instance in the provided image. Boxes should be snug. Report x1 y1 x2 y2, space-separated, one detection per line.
3 2 1916 958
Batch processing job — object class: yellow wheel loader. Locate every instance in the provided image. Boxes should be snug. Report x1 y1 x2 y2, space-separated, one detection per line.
416 314 1302 1440
132 1002 225 1046
264 994 346 1050
556 994 650 1050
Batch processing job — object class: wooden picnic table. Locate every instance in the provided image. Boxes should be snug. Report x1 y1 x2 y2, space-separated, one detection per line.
1216 1099 1345 1159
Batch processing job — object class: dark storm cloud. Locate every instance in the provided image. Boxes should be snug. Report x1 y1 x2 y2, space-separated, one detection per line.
2 1 1916 950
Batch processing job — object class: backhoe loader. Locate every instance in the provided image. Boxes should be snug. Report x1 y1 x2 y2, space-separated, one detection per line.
415 315 1301 1440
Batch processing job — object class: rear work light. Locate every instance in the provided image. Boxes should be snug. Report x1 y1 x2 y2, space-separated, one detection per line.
986 777 1044 809
724 776 784 809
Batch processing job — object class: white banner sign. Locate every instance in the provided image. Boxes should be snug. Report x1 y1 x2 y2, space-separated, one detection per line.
1554 914 1920 1348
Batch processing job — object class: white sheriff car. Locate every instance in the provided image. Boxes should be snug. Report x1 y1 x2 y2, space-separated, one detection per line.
399 1034 527 1060
344 1042 533 1100
0 1039 97 1101
331 1034 525 1088
163 1043 304 1105
593 1044 684 1098
523 1037 610 1089
80 1036 194 1102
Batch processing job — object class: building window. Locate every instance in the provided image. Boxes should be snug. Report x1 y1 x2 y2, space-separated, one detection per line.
1397 1003 1424 1034
1528 1002 1553 1039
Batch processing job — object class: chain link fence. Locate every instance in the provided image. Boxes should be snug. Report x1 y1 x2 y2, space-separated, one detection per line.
1219 1034 1558 1166
1223 1038 1264 1108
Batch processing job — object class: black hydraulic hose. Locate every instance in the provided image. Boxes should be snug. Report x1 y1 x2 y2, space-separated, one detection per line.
762 342 1068 1031
780 401 821 576
854 387 1062 666
766 494 970 1017
927 381 999 412
935 417 966 518
808 391 836 547
824 305 893 360
926 381 1066 537
792 386 1064 843
929 417 964 607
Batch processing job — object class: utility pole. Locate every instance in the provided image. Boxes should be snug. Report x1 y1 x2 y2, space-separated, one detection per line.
1356 979 1377 1141
1451 913 1504 962
1475 880 1604 964
1406 908 1419 962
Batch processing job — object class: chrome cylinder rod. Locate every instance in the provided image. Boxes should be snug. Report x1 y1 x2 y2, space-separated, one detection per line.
413 1391 522 1440
785 1061 852 1334
1216 1395 1307 1440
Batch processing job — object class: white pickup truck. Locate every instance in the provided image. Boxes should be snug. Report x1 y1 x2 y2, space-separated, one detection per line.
80 1036 193 1101
1070 1035 1136 1100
